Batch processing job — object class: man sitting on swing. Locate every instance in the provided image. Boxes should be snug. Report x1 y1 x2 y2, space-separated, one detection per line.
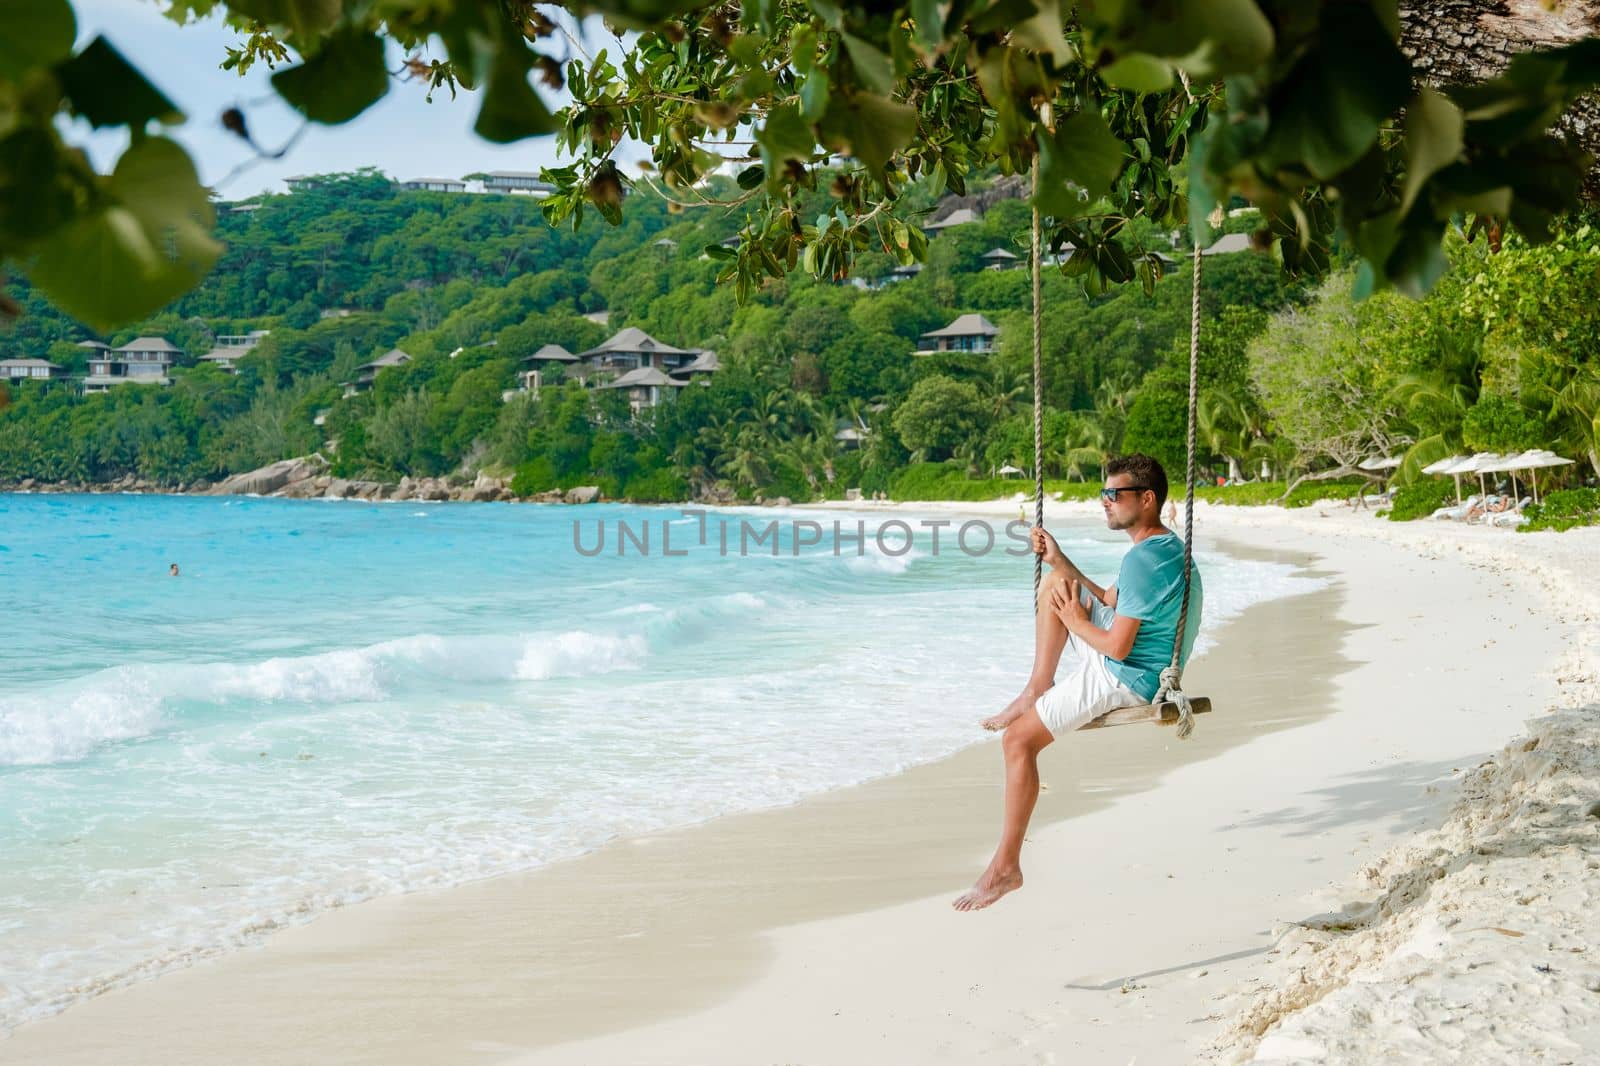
955 453 1204 911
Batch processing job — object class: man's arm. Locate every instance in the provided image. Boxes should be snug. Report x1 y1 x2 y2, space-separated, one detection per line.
1052 580 1140 660
1034 528 1113 603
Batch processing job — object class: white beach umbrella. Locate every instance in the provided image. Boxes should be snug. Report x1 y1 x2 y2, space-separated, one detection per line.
997 464 1023 477
1462 453 1510 499
1421 455 1469 475
1426 454 1477 503
1358 455 1404 472
1473 451 1535 502
1506 449 1575 503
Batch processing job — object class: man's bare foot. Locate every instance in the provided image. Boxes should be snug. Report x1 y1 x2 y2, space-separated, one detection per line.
981 689 1040 731
951 868 1023 911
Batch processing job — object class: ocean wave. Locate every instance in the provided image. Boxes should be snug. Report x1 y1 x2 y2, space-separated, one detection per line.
0 592 772 768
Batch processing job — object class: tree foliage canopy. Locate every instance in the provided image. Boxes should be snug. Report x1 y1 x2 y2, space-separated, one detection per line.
6 0 1600 328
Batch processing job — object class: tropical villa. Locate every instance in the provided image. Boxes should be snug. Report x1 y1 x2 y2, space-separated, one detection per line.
0 358 64 383
399 177 467 194
920 206 983 237
517 343 579 393
342 348 411 397
674 349 719 382
915 313 1001 355
980 247 1021 270
576 327 702 379
1201 232 1253 256
599 367 688 415
834 414 871 450
507 329 720 410
82 337 182 393
481 171 554 196
199 330 271 374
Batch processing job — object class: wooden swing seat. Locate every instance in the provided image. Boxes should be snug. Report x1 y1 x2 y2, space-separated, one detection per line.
1080 696 1213 730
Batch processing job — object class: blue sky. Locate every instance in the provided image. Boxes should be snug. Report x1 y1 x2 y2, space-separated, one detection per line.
72 1 642 199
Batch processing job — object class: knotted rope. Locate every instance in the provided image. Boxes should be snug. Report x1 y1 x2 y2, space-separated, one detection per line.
1155 238 1203 740
1031 163 1045 609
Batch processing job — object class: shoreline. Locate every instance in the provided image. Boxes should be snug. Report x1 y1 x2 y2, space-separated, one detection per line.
3 500 1593 1063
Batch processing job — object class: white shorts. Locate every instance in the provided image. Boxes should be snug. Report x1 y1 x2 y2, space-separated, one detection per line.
1033 590 1144 738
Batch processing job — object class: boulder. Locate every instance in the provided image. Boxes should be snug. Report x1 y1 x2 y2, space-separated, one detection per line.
18 478 34 490
278 478 321 499
212 455 328 496
565 485 601 504
472 472 506 492
844 487 862 501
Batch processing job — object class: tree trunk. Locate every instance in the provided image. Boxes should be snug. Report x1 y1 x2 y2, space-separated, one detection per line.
1279 466 1386 503
1400 1 1600 196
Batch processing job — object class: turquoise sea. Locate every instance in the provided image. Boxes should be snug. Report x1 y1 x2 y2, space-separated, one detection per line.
0 494 1319 1030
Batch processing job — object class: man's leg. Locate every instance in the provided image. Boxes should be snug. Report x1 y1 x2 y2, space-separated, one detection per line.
982 568 1074 731
953 706 1054 911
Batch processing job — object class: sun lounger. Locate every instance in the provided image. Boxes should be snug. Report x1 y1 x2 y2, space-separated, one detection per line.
1432 495 1481 520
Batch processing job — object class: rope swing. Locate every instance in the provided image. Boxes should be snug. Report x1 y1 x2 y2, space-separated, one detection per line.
1028 159 1209 737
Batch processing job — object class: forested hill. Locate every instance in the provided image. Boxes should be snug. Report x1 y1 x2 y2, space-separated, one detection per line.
0 166 1334 500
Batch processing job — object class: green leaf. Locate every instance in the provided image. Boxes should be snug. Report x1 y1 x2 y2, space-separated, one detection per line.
0 0 75 71
808 0 843 29
1034 108 1125 219
841 33 894 96
1099 54 1173 93
474 41 558 143
756 103 816 180
1121 0 1274 79
800 66 831 122
910 0 944 51
820 93 917 181
1385 218 1449 299
26 138 220 331
1010 0 1076 67
225 0 340 41
703 244 737 260
580 0 713 31
0 128 85 249
1399 87 1464 217
735 164 765 190
56 37 183 129
271 29 389 125
1257 4 1410 179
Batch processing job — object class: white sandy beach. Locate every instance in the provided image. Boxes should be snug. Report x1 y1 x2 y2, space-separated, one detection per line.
3 499 1595 1065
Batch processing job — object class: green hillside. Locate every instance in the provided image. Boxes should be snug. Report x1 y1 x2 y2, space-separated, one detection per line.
1 170 1594 505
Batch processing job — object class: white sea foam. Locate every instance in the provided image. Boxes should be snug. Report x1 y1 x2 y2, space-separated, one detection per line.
513 631 649 680
0 593 775 768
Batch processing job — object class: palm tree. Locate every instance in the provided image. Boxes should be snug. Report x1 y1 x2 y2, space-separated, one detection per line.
782 431 836 493
1061 415 1112 481
980 364 1028 422
1198 391 1252 483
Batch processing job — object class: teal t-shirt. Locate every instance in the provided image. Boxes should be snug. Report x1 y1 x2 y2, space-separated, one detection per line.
1104 532 1203 701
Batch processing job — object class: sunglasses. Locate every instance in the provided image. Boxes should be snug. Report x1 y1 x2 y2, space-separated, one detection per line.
1099 485 1151 501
